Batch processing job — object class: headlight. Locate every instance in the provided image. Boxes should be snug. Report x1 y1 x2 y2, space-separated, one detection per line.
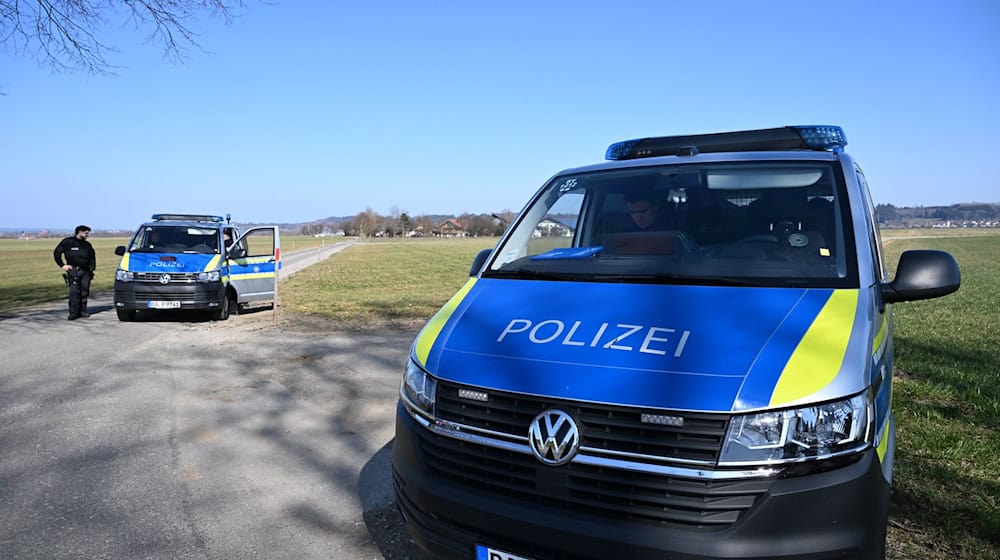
400 359 436 419
197 270 220 282
115 269 134 282
719 393 872 466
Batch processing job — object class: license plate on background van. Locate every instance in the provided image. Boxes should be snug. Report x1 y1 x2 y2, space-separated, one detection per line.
475 544 534 560
147 300 181 309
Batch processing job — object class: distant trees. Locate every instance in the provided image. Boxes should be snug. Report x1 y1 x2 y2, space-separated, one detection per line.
876 203 1000 226
399 212 411 238
353 208 378 238
1 0 248 74
310 208 516 239
300 223 324 236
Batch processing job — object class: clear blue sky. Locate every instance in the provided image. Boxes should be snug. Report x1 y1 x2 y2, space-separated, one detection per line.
2 1 998 230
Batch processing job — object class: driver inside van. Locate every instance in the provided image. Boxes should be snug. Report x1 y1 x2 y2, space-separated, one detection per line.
625 190 673 231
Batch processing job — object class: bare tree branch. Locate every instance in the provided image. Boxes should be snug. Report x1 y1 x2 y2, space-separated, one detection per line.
0 0 246 74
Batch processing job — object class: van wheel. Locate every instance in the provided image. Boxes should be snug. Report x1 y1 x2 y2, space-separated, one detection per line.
117 309 136 322
212 293 231 321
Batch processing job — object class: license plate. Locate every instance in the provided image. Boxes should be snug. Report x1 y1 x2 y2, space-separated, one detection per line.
475 544 534 560
147 300 181 309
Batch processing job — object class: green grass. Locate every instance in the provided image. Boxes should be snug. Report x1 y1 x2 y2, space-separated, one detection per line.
279 238 498 325
882 235 1000 559
0 238 129 312
0 234 347 313
881 228 1000 239
281 235 350 253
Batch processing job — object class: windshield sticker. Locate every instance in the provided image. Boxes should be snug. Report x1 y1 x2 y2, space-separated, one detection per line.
557 178 578 193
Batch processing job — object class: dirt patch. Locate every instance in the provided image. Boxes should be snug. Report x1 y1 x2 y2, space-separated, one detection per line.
272 311 425 335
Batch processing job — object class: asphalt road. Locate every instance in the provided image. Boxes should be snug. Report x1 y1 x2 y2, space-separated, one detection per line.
0 241 431 560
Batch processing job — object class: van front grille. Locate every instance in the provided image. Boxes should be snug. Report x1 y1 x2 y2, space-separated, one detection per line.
415 427 770 530
435 380 730 463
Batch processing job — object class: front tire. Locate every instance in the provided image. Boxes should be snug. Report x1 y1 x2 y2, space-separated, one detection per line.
211 292 231 321
116 309 136 322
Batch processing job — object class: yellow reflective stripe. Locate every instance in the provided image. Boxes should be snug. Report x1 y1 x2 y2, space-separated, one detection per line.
231 256 274 264
770 290 859 406
229 272 275 280
120 252 130 271
415 278 478 367
876 421 890 462
872 315 887 356
205 255 222 272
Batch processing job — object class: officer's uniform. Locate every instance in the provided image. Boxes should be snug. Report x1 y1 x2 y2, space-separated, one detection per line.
54 235 96 319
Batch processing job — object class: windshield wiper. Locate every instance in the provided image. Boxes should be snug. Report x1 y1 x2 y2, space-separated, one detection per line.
592 273 764 286
484 269 583 281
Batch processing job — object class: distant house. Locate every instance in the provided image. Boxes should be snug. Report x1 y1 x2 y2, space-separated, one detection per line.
533 217 575 238
436 219 466 237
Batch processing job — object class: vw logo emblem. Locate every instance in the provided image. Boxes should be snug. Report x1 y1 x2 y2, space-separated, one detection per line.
159 274 171 285
528 409 580 466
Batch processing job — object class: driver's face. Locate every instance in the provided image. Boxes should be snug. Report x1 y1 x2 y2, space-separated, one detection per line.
627 201 659 229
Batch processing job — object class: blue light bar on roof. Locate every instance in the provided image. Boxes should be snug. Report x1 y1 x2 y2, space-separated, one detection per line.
791 125 847 152
151 213 225 223
605 139 641 161
605 125 848 160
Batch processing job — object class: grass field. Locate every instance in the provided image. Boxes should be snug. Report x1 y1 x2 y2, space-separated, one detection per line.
0 237 128 312
881 228 1000 239
881 235 1000 559
280 237 497 325
281 235 345 252
0 234 344 313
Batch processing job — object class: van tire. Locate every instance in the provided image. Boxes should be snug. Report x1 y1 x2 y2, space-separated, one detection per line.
116 309 136 322
212 293 231 321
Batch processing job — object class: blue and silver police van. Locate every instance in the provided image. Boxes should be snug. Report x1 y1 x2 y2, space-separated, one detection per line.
113 214 280 321
392 126 961 559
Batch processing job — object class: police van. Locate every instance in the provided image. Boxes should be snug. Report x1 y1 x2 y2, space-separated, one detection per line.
392 126 960 560
113 214 280 321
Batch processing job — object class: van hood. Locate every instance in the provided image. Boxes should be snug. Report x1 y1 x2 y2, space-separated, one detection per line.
121 252 221 273
413 278 871 413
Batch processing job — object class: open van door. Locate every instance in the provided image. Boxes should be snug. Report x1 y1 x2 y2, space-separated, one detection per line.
227 227 281 304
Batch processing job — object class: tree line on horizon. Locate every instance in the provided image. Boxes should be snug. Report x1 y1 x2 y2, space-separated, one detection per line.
876 202 1000 227
298 208 519 238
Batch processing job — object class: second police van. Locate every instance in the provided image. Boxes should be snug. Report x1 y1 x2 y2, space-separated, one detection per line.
113 214 280 321
392 126 961 559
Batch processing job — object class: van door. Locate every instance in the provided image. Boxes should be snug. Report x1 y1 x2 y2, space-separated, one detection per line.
227 227 281 303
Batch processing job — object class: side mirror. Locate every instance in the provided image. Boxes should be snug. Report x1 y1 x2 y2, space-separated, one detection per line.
469 249 492 276
114 246 126 256
228 245 247 259
881 250 960 304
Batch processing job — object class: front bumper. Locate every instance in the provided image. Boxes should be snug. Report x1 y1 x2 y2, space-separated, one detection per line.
114 280 225 311
391 402 889 560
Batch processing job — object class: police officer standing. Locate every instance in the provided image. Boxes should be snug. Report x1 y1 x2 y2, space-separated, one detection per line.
54 225 97 320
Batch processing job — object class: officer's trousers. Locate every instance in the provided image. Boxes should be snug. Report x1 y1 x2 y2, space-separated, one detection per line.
67 269 92 318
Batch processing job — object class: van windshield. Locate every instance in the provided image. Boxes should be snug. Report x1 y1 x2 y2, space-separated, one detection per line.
128 226 221 254
486 162 858 288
